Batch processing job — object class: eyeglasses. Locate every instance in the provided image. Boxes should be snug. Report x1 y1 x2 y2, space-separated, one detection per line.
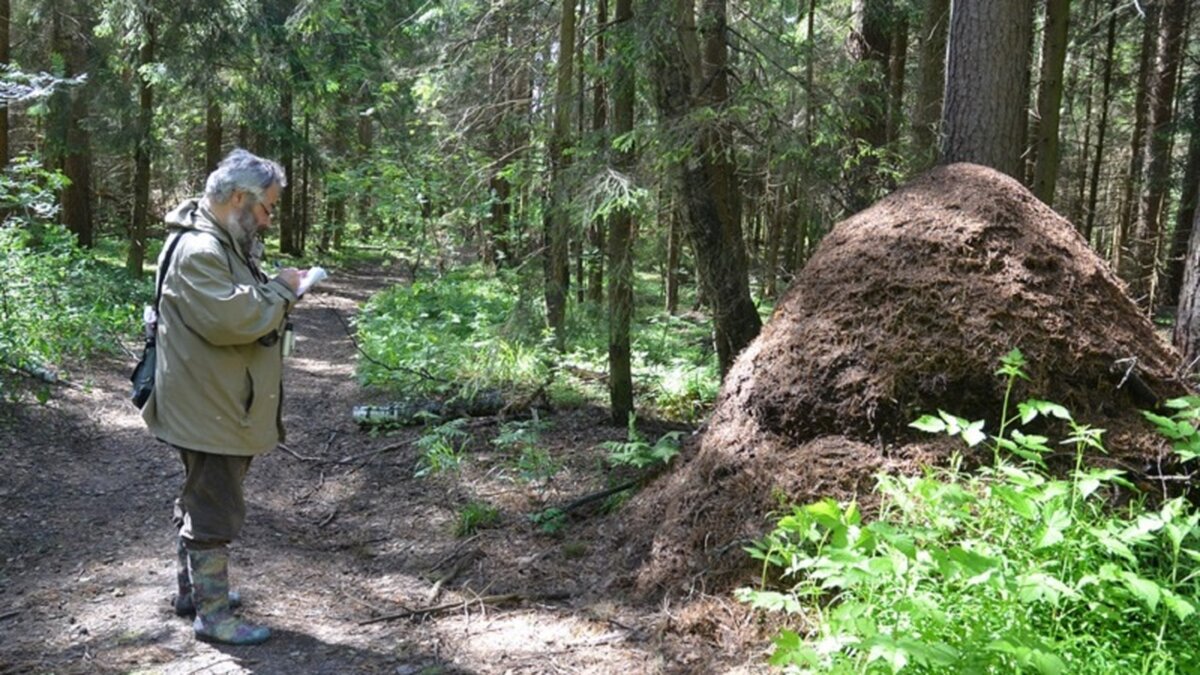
254 200 275 219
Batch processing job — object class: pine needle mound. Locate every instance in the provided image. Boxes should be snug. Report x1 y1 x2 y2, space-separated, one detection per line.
623 162 1187 596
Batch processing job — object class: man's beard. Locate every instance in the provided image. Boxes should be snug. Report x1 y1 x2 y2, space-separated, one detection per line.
227 204 263 261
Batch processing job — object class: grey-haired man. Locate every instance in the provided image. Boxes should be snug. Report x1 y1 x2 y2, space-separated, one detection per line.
142 148 304 645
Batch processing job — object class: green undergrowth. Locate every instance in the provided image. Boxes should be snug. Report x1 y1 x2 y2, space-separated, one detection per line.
354 264 738 421
739 349 1200 674
0 160 148 401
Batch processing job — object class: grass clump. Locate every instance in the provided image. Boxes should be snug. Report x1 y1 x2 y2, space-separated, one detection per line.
455 501 499 537
739 349 1200 674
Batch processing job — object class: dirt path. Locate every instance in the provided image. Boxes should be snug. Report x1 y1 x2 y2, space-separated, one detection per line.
0 264 764 674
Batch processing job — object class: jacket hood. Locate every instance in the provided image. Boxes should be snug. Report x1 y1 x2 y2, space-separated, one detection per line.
164 197 243 258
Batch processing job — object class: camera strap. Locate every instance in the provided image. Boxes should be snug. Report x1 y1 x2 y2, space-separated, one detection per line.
154 228 196 314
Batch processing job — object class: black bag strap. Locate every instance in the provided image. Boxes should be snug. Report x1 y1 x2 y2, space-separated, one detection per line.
154 228 194 312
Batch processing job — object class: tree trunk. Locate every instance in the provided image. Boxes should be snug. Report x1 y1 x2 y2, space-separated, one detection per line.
939 0 1034 178
1084 0 1118 245
1165 71 1200 308
847 0 893 210
1174 181 1200 369
205 96 222 176
913 0 950 162
587 0 608 304
607 0 634 422
49 7 93 248
665 200 680 314
1030 0 1070 205
126 8 155 276
546 0 576 350
1114 1 1161 278
279 88 298 255
300 113 310 253
885 15 908 147
1131 0 1185 309
651 0 761 377
0 0 10 167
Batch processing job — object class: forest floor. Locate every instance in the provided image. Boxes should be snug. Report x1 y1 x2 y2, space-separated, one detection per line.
0 261 770 675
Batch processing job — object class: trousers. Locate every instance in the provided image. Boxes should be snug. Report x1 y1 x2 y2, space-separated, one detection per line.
171 446 253 546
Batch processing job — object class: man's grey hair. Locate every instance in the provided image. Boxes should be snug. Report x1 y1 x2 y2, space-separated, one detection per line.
204 148 287 204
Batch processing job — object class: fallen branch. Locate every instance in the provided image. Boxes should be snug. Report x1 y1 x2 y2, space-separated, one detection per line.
358 591 570 625
426 550 476 604
556 479 638 515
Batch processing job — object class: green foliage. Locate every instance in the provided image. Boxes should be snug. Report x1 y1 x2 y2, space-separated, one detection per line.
357 267 550 399
414 418 469 478
1142 396 1200 462
741 351 1200 673
0 159 146 398
493 418 559 483
355 265 722 422
530 507 566 535
603 413 682 470
455 501 500 537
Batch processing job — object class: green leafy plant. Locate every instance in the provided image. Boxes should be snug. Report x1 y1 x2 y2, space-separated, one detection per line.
530 507 566 535
493 418 559 483
1142 396 1200 462
0 158 147 402
740 350 1200 673
414 418 469 478
455 501 500 537
602 413 683 469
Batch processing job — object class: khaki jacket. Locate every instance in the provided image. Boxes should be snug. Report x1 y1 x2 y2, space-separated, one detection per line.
141 199 297 456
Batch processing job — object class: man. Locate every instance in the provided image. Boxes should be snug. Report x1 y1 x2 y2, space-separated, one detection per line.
141 148 303 645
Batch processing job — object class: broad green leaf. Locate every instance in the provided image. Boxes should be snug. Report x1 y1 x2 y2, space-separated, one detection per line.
1029 650 1068 675
910 414 946 433
1163 588 1197 621
1118 571 1162 610
1089 527 1137 563
962 420 988 447
993 485 1039 520
1037 507 1071 549
1018 572 1075 604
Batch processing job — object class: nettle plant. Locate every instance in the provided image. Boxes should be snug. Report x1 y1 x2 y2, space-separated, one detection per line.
738 349 1200 674
414 418 470 478
602 413 683 470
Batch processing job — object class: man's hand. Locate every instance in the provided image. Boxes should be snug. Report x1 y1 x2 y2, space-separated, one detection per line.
275 267 302 294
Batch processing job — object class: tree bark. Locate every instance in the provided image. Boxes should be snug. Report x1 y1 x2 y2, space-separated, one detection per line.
1084 0 1119 245
1131 0 1185 309
847 0 893 210
1114 1 1161 278
0 0 9 167
607 0 634 422
546 0 576 350
913 0 950 162
939 0 1034 178
126 7 155 275
587 0 608 304
1175 181 1200 369
205 96 222 176
885 15 908 148
1030 0 1071 205
651 0 761 378
279 88 298 254
1165 70 1200 307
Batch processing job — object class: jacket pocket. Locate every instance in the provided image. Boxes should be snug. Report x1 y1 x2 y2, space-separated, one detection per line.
240 368 255 427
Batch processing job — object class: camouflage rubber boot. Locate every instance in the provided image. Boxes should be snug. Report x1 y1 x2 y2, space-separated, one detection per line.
186 546 270 645
173 537 241 617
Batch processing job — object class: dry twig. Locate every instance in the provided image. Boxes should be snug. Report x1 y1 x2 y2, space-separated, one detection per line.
358 591 570 626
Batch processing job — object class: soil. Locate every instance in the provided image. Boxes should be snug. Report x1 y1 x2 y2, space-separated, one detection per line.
0 264 768 674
